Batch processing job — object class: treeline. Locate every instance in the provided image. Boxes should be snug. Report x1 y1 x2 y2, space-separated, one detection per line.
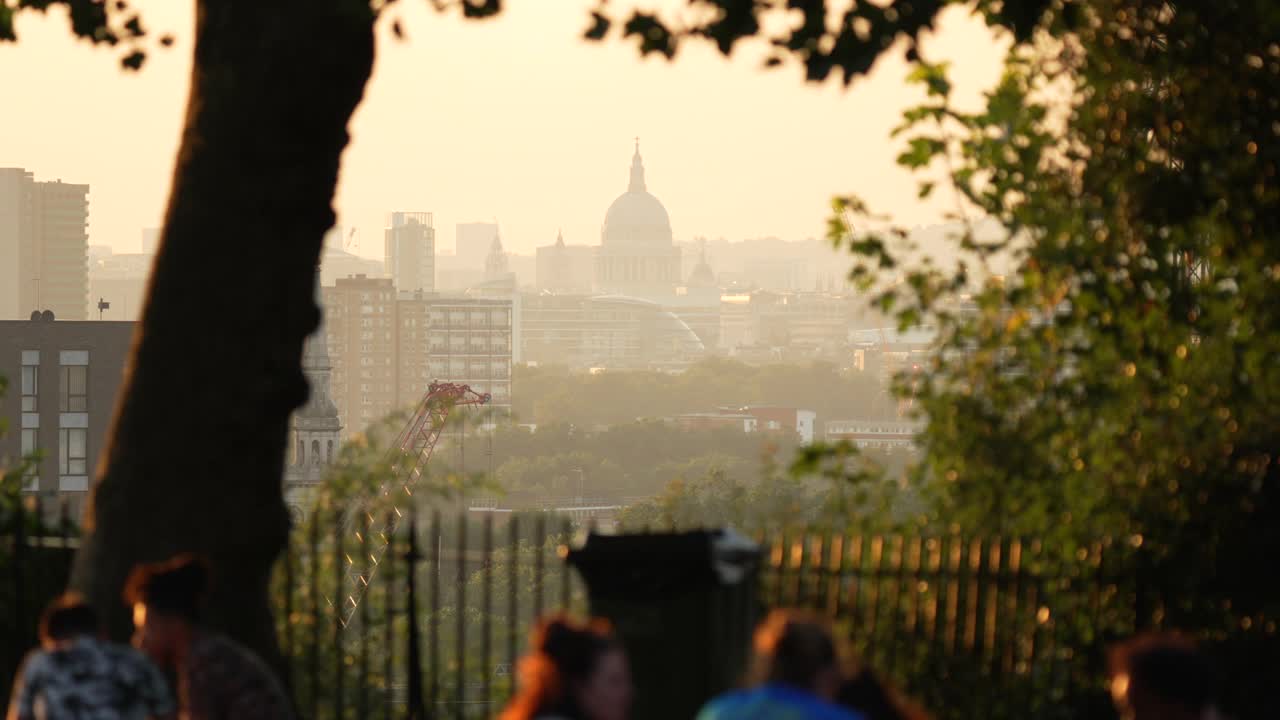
509 358 893 429
444 420 796 501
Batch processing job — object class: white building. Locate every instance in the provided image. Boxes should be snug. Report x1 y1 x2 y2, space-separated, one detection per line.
825 419 923 450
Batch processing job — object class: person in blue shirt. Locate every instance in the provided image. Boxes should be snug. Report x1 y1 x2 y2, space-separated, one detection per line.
698 610 865 720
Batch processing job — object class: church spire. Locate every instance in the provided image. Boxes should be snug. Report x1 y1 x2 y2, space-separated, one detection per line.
628 137 646 192
485 231 510 280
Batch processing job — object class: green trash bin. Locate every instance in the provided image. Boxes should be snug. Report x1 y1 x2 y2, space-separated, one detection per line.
568 529 761 720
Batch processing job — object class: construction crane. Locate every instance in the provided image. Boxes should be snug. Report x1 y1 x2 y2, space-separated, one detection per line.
338 381 490 626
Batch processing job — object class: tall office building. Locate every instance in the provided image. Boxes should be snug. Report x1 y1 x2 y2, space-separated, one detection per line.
455 221 499 271
384 212 435 293
0 168 90 320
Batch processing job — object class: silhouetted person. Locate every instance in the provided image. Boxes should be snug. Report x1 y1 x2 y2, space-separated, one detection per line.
5 593 175 720
697 609 865 720
1109 633 1223 720
124 554 292 720
836 668 931 720
500 614 633 720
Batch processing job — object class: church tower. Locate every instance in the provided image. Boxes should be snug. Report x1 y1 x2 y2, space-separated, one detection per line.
284 270 343 520
484 231 511 281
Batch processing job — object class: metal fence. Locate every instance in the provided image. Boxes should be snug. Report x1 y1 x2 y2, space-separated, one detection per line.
756 531 1280 720
5 502 1279 720
274 505 587 719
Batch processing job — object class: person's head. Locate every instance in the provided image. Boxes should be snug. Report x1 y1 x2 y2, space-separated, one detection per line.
38 593 100 648
1109 633 1217 720
123 553 209 667
751 610 843 700
501 614 631 720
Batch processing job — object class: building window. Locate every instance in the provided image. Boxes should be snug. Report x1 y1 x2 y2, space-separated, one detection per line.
311 440 321 465
326 440 334 464
20 428 39 489
21 363 37 412
60 366 88 412
59 428 87 475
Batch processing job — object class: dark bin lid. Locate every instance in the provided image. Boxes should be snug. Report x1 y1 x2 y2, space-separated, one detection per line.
567 528 760 598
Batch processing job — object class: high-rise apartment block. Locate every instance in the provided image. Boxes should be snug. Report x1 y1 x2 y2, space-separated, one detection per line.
0 168 90 320
384 212 435 293
321 276 512 432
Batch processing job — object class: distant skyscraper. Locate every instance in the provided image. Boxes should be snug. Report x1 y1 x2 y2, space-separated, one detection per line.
384 212 435 293
455 221 499 271
0 168 90 320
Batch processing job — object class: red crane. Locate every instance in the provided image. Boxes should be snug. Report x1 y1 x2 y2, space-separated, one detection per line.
340 381 490 625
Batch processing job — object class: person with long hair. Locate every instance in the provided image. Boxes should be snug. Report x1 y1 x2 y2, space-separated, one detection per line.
499 614 632 720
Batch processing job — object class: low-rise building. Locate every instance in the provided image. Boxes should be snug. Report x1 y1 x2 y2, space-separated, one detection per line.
520 293 704 371
669 405 816 444
742 406 817 445
824 419 923 450
673 411 758 434
0 315 133 518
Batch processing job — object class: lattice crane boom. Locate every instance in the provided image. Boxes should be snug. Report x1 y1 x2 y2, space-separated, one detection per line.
339 381 490 625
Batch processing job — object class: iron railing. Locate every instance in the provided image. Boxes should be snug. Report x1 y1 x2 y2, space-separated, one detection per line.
274 505 586 719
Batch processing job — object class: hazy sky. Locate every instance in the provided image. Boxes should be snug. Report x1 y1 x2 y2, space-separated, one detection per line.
0 1 1005 258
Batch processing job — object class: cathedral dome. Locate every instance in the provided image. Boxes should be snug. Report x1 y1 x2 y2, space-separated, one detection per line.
602 141 673 247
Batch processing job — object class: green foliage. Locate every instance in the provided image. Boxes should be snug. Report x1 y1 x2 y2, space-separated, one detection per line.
788 1 1280 715
512 358 891 430
452 418 798 501
619 444 917 533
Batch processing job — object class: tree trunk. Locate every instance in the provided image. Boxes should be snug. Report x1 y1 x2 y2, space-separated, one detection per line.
70 0 375 677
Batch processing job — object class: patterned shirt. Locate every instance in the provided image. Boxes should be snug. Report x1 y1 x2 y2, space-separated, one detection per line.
7 637 175 720
180 633 292 720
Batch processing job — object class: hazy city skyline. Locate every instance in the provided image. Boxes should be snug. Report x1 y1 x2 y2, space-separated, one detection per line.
0 1 1003 259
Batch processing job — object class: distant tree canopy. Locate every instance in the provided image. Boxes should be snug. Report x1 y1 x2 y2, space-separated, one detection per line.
449 419 795 500
512 358 892 429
